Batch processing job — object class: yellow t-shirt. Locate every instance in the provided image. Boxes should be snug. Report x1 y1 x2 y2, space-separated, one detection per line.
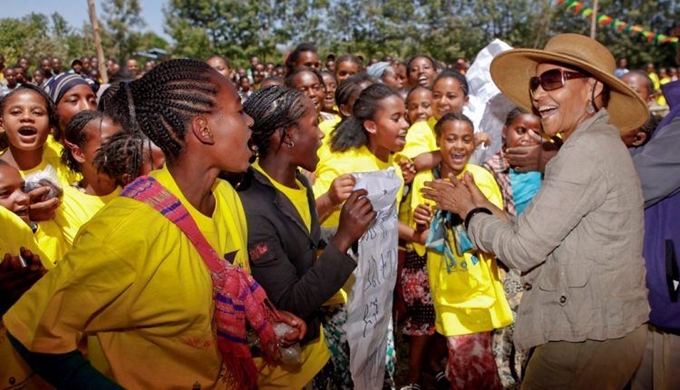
0 206 52 268
418 164 513 336
316 115 342 164
313 145 404 228
253 161 311 232
54 185 122 247
4 166 250 389
397 116 438 161
254 325 330 389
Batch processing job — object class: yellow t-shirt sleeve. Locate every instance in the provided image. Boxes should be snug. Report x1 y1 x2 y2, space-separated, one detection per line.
4 223 137 353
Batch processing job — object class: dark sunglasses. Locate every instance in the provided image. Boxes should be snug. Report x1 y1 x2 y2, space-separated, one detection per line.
529 69 589 92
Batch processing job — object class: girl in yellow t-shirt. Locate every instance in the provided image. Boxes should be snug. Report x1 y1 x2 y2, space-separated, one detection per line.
0 84 69 260
239 85 376 389
420 113 513 389
313 83 423 388
4 59 305 390
56 110 123 247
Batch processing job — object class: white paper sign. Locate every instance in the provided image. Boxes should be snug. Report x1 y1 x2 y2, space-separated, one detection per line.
345 168 401 390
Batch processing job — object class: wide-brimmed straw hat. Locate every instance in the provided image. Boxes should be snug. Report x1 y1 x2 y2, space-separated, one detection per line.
490 33 648 132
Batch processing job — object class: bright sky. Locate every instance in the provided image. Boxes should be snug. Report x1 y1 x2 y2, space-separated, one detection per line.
2 0 170 40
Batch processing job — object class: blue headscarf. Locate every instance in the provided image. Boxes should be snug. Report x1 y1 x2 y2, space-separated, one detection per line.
367 62 391 79
43 73 96 105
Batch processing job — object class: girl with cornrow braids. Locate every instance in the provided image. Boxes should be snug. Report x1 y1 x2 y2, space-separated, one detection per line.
5 59 306 390
237 85 376 388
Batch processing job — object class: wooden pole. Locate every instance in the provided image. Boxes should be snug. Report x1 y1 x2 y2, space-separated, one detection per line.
590 0 599 39
87 0 108 84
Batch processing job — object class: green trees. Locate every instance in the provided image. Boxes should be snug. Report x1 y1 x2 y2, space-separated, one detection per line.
162 0 677 67
0 0 167 67
0 0 677 68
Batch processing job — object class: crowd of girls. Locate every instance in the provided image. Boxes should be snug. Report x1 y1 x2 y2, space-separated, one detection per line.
0 36 665 390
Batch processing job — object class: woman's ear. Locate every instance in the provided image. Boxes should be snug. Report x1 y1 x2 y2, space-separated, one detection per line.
191 116 214 145
364 119 378 135
631 131 647 147
64 139 86 163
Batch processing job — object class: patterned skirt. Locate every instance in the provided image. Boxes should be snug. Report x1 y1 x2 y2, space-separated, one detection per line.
399 250 435 336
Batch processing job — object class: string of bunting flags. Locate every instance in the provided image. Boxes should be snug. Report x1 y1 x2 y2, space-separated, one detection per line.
557 0 679 46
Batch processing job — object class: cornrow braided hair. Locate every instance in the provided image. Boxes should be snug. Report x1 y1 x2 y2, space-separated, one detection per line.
102 59 219 162
433 69 470 97
93 130 145 187
331 83 401 153
242 85 307 157
61 110 108 173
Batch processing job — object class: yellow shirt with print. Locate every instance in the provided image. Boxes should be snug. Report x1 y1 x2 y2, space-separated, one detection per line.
415 164 513 336
4 166 250 389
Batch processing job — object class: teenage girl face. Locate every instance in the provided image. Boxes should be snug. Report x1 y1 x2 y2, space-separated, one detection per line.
291 71 325 115
33 70 45 86
406 88 433 124
432 77 468 120
321 73 337 112
366 95 409 156
294 51 321 70
438 119 475 177
503 113 541 149
335 61 361 84
408 57 436 88
1 90 52 153
207 74 254 172
289 97 323 172
0 164 30 225
58 85 97 131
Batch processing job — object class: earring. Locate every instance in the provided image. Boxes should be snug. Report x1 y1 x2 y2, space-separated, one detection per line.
586 101 595 115
287 141 295 148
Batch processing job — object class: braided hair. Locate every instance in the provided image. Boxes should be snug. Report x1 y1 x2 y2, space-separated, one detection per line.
242 86 307 158
330 83 401 153
61 110 109 172
102 59 219 162
93 130 146 187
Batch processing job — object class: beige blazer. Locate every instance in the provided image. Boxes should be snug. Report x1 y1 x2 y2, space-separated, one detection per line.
469 109 649 350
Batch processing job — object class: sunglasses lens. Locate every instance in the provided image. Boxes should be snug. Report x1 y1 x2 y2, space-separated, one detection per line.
540 69 564 91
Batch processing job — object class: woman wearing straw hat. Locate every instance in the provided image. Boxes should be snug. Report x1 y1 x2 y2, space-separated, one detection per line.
422 33 650 388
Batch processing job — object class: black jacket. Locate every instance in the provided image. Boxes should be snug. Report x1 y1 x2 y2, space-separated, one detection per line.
237 167 356 344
